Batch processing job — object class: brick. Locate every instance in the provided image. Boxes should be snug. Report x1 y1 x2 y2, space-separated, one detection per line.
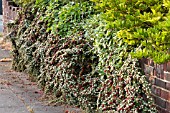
161 64 165 79
160 73 165 80
141 58 148 65
161 109 170 113
155 78 166 89
155 97 166 108
156 65 164 78
156 106 162 113
145 75 150 82
155 106 170 113
156 88 161 97
161 89 170 101
155 64 158 71
151 94 156 101
167 62 170 72
154 69 157 77
144 64 154 75
166 101 170 111
164 72 170 82
144 64 149 74
148 59 154 66
166 82 170 90
151 77 156 85
152 86 161 96
151 85 155 93
156 106 161 113
164 63 167 71
139 59 145 70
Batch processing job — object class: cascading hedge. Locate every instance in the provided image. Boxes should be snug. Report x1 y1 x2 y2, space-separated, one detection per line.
8 0 157 112
83 14 156 112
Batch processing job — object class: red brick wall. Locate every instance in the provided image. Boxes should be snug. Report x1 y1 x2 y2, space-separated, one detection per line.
140 58 170 113
2 0 20 36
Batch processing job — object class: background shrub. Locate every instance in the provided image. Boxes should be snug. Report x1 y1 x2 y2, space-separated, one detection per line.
92 0 170 64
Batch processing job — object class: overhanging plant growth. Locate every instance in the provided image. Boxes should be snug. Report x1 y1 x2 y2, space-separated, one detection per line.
12 0 34 6
8 0 157 112
92 0 170 64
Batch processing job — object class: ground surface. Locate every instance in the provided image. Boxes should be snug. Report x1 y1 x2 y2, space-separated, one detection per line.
0 47 81 113
0 15 81 113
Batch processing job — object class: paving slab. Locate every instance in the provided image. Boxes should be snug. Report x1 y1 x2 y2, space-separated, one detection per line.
0 88 29 113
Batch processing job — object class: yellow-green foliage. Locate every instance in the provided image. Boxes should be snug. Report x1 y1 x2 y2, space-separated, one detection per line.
92 0 170 64
13 0 34 6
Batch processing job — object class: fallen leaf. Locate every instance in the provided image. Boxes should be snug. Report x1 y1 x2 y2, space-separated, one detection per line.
65 110 69 113
26 106 34 113
0 58 12 62
6 82 11 85
0 40 12 50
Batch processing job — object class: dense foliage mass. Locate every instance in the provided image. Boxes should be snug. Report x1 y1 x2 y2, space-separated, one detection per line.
92 0 170 63
8 0 158 112
12 0 33 6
